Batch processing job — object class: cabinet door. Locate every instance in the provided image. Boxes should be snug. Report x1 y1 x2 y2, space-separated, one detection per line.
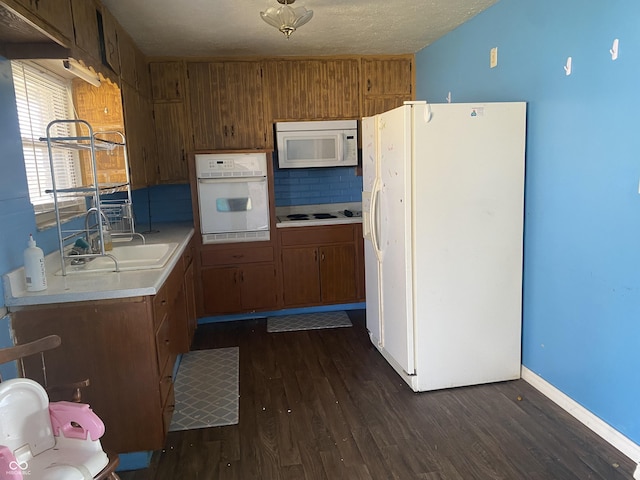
187 62 226 150
140 94 159 186
362 56 414 117
264 59 359 120
282 247 321 306
150 62 185 102
320 244 357 303
153 102 189 183
30 0 74 40
187 61 265 150
121 83 146 188
201 266 242 314
118 26 138 88
362 57 413 96
136 48 151 98
240 264 278 311
101 7 120 74
224 62 265 149
70 0 101 63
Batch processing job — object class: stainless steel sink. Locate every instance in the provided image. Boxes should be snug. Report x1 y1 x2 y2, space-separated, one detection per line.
58 242 179 274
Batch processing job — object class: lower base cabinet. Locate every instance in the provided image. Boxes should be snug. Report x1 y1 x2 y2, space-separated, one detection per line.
279 224 359 308
201 264 278 314
10 249 196 454
199 244 279 315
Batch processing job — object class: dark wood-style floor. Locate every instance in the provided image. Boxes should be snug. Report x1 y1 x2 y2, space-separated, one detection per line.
118 311 634 479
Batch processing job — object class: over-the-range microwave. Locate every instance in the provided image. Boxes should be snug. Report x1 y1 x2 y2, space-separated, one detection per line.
275 119 358 168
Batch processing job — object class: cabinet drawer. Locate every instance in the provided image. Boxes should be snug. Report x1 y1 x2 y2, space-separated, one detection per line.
280 225 354 246
182 240 195 270
162 383 175 436
153 285 170 331
159 354 173 408
201 246 274 266
155 315 171 373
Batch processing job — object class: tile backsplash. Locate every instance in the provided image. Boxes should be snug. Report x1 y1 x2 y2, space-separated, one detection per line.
273 166 363 207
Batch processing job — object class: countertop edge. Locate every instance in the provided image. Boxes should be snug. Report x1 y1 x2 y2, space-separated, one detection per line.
4 223 194 308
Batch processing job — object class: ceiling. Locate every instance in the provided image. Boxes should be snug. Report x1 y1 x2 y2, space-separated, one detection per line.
100 0 499 58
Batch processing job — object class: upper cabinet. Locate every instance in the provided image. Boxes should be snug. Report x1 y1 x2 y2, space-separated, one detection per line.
69 0 101 64
263 59 360 121
17 0 74 41
187 61 266 150
150 61 191 184
99 6 120 75
117 24 150 97
361 56 414 117
150 61 184 102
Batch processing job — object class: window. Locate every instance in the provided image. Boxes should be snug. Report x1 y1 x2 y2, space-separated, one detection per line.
11 60 84 227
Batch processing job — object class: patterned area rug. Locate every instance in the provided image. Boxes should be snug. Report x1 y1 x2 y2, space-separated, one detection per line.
267 311 352 333
169 347 239 432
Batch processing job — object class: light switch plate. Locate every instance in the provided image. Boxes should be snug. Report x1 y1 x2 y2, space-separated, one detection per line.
490 47 498 68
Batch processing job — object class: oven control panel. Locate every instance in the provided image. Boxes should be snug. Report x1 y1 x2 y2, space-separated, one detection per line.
195 153 268 178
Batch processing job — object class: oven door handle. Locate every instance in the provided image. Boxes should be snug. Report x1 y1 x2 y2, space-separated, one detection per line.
198 177 266 184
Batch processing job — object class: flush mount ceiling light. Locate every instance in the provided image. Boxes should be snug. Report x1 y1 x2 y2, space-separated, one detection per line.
260 0 313 39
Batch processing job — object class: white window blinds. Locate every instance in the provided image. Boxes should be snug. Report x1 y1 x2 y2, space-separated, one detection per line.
11 61 82 214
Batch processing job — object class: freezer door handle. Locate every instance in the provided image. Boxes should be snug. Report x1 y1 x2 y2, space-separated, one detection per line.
370 179 383 262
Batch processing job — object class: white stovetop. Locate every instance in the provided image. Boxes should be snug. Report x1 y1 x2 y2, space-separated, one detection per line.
275 202 362 228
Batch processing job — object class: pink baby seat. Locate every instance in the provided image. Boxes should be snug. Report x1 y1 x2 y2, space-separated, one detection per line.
0 335 119 480
0 378 111 479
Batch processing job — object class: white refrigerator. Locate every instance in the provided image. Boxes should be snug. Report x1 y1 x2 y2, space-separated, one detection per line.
362 101 526 392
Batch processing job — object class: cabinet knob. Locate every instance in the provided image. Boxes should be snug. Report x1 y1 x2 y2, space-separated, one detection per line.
367 79 372 92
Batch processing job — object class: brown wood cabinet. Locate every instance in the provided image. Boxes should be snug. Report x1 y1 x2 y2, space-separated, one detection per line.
150 62 191 183
361 56 414 117
279 224 359 307
152 102 190 183
264 59 360 122
11 0 74 41
187 61 266 150
100 6 120 74
150 61 185 102
117 25 138 88
11 248 196 454
199 244 278 315
69 0 101 64
121 82 158 188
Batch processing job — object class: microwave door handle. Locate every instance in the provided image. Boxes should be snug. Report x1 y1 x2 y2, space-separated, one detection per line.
341 133 348 162
198 177 266 184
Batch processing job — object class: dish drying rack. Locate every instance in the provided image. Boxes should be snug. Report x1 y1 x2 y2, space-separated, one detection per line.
42 119 144 275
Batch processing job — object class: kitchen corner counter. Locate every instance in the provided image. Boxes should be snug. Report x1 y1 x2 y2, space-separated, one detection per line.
3 223 194 307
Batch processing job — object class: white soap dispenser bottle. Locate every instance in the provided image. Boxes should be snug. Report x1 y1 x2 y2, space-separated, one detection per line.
24 234 47 292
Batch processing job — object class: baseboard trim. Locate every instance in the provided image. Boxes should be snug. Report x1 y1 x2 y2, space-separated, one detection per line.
521 366 640 463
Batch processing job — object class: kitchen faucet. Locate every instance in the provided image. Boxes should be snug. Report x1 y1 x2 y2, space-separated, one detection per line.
85 207 111 253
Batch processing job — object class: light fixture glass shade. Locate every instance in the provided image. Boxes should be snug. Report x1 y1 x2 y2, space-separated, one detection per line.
260 2 313 38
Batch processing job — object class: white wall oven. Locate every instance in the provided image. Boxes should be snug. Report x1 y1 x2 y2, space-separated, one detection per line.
195 152 270 244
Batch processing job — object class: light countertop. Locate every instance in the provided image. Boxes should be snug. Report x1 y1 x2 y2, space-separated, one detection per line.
3 223 194 308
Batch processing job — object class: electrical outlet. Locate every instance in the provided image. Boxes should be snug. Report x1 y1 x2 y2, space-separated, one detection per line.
490 47 498 68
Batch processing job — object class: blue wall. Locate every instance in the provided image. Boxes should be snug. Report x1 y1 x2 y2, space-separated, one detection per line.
415 0 640 445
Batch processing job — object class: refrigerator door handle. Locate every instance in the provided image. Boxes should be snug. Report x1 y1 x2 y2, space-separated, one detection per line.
370 179 383 263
